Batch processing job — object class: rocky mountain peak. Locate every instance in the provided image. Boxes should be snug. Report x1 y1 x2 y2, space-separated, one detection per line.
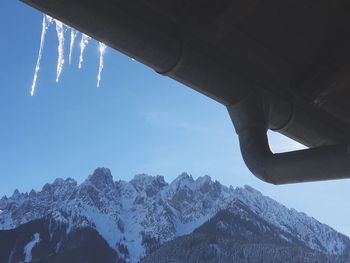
42 183 53 193
130 174 168 196
86 167 114 190
176 172 193 181
196 174 211 183
195 175 213 193
170 172 195 190
12 189 20 198
53 178 65 185
243 184 260 193
29 189 36 198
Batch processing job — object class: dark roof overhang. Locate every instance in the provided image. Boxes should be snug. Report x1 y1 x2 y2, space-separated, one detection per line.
21 0 350 184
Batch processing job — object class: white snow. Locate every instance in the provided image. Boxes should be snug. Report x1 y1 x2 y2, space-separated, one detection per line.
7 248 15 263
97 42 106 87
68 29 77 65
24 233 40 262
119 206 146 262
30 14 52 96
54 20 65 82
176 213 213 236
78 33 91 69
55 241 61 253
79 204 122 250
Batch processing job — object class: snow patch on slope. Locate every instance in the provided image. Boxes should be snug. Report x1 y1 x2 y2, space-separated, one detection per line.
79 204 122 250
24 233 40 262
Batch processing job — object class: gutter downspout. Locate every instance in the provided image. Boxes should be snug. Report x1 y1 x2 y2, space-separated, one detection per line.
227 90 350 184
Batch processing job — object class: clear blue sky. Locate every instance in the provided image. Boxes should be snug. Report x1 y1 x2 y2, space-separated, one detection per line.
1 0 350 236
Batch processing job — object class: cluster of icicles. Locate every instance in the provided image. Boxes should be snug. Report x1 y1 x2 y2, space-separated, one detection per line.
31 14 106 96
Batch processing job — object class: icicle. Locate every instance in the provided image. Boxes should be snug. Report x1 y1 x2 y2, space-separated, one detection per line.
68 29 77 65
31 17 109 94
30 15 53 96
97 42 106 88
78 33 91 69
55 20 65 82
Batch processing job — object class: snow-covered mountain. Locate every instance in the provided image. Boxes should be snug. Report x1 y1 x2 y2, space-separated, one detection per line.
143 204 345 263
0 168 349 262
